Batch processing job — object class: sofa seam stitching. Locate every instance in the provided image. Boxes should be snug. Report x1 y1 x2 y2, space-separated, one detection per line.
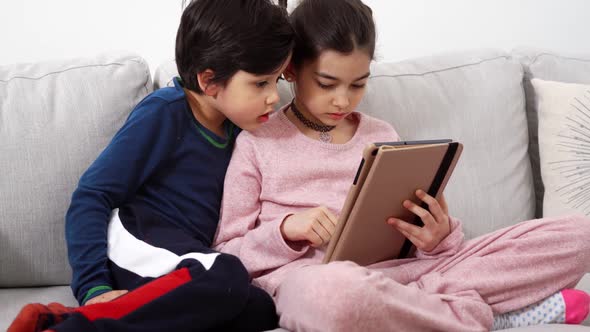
530 52 590 66
369 55 511 79
127 57 151 94
0 59 146 85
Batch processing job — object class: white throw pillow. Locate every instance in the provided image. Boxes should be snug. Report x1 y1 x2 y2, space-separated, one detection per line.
532 78 590 217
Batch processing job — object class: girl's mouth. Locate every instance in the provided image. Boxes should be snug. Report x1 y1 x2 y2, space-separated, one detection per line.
328 113 347 120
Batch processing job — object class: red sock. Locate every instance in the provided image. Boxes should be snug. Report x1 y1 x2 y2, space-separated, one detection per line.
7 303 74 332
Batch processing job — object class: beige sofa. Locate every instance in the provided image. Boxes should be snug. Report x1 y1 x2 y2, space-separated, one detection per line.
1 48 589 331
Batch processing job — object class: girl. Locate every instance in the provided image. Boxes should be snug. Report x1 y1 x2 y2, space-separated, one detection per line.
213 0 590 331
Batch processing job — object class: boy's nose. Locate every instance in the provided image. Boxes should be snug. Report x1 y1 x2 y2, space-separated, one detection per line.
266 90 280 105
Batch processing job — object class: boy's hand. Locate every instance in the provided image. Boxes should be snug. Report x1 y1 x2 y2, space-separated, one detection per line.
387 190 450 252
85 290 129 305
280 207 338 247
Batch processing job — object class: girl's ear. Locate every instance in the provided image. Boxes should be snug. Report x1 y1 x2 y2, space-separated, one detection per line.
283 63 297 82
196 69 220 97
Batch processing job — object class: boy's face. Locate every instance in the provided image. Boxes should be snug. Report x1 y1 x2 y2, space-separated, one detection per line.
289 49 371 126
213 56 290 131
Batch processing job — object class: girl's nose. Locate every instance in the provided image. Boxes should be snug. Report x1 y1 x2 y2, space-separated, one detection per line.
333 94 350 109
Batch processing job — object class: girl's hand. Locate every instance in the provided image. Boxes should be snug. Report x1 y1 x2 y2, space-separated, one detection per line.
280 206 338 247
85 290 128 305
387 190 450 252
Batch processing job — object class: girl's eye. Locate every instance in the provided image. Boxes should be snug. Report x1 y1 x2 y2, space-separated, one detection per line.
317 81 334 89
256 81 269 88
351 84 366 89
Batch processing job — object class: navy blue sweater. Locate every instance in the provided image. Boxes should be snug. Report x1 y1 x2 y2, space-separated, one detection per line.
65 78 237 304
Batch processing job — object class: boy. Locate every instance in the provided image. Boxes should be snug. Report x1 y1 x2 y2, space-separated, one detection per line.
9 0 293 331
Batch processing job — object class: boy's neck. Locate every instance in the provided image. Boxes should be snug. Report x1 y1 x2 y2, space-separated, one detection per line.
185 89 227 137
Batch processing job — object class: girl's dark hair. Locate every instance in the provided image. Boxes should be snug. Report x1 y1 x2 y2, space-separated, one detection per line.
289 0 375 67
176 0 294 93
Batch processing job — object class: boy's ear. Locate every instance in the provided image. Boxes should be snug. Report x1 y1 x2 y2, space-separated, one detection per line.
196 69 220 97
283 63 297 82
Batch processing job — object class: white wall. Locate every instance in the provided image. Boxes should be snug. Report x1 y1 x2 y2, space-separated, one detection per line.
0 0 182 73
364 0 590 62
1 1 589 73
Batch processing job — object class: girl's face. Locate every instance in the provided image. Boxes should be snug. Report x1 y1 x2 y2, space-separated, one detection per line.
289 49 371 126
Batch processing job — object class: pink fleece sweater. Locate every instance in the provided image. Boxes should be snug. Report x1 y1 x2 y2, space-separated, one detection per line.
213 108 463 295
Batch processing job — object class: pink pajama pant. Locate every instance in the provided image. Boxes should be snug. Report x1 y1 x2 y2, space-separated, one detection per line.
275 215 590 331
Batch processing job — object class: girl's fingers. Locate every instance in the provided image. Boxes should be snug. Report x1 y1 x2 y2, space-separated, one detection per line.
307 228 324 247
403 199 436 226
396 227 425 250
311 221 331 244
415 190 446 224
388 217 422 238
318 213 336 234
319 207 339 227
439 193 449 215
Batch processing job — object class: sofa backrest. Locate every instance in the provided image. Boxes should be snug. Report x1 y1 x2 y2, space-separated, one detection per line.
513 48 590 218
0 53 152 287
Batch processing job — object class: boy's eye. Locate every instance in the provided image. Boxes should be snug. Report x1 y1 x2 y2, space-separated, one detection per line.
255 81 269 88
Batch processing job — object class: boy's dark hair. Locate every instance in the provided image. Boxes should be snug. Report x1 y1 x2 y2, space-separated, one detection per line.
176 0 294 93
289 0 375 67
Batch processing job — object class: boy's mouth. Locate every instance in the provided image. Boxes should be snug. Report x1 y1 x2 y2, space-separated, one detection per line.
257 113 270 123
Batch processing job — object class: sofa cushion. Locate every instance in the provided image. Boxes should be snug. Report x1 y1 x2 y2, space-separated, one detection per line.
154 49 535 240
513 48 590 217
0 53 152 287
153 60 177 90
530 78 590 217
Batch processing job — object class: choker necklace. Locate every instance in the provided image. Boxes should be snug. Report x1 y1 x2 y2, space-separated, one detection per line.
290 100 335 143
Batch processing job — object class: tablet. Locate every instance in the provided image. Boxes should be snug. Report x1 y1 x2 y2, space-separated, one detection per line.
323 139 463 266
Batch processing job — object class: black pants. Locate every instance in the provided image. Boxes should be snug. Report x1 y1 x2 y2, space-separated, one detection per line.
55 208 277 332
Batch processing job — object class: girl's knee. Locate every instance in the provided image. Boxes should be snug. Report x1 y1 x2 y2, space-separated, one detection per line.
568 215 590 249
553 214 590 240
531 215 590 256
534 214 590 234
277 262 371 329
